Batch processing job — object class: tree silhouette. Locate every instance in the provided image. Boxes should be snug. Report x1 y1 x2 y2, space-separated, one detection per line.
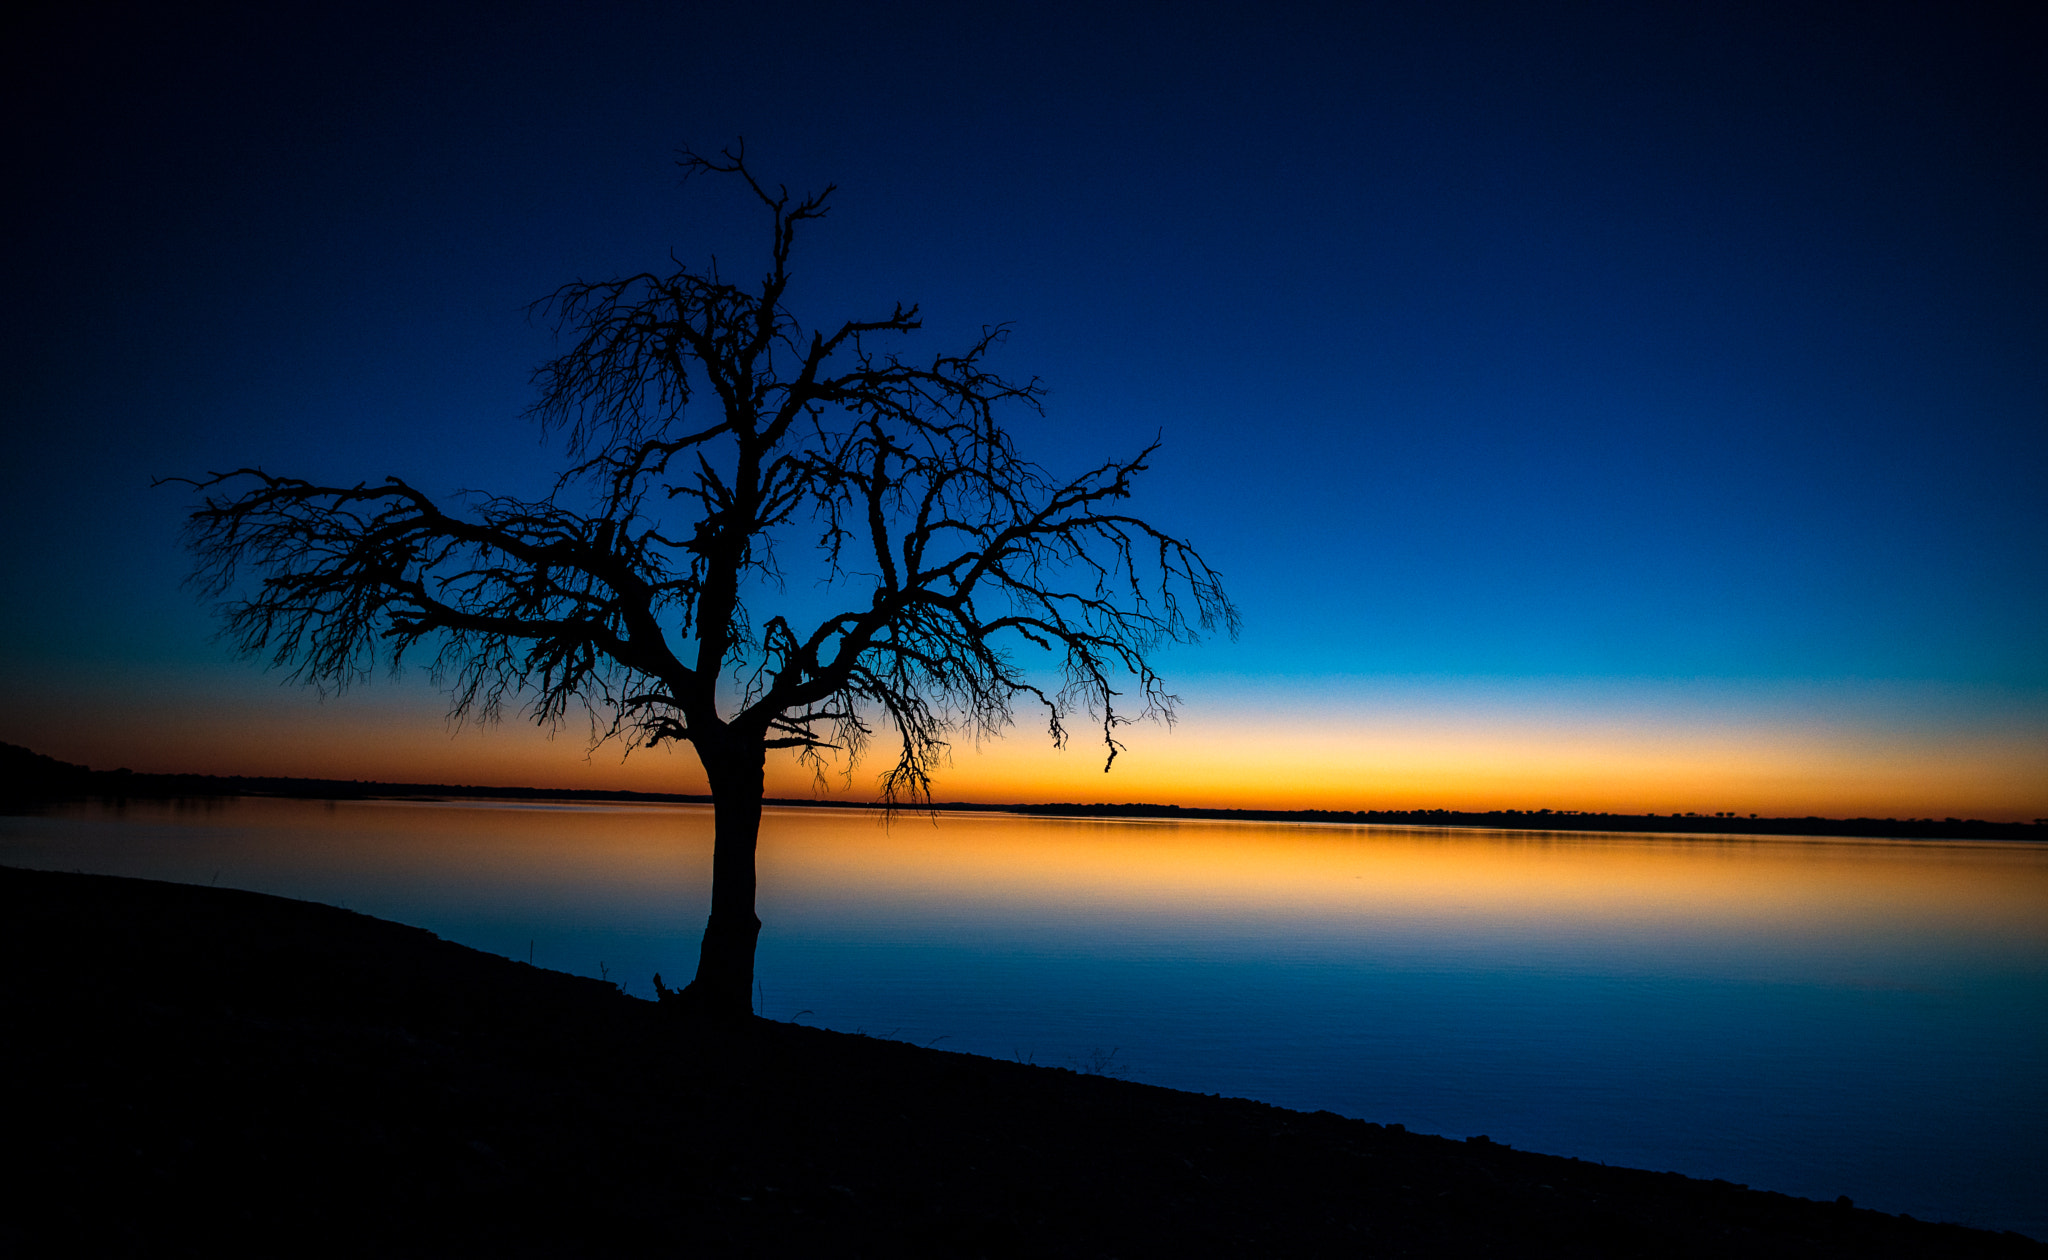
175 146 1237 1018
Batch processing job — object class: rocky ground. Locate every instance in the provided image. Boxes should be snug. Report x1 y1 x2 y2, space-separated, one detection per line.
3 864 2039 1257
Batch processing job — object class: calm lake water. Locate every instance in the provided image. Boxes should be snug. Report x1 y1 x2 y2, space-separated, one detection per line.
4 797 2043 1237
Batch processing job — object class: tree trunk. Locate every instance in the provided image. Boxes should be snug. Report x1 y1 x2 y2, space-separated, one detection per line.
673 740 765 1019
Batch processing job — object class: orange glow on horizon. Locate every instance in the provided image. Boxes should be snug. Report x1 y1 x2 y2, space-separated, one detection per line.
9 672 2044 822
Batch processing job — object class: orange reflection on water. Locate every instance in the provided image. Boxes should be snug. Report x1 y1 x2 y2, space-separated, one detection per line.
34 798 2043 957
757 807 2048 944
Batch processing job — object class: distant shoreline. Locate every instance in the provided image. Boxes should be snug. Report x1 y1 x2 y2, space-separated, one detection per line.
4 740 2041 843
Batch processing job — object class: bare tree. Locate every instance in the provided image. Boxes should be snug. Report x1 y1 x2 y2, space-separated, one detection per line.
174 146 1237 1018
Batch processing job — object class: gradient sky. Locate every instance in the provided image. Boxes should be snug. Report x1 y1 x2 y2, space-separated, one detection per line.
4 1 2043 818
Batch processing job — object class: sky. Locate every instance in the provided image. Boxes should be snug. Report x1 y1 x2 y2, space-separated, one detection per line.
3 1 2043 818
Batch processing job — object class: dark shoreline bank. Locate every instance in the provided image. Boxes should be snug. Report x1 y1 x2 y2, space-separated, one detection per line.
6 741 2041 843
4 864 2038 1257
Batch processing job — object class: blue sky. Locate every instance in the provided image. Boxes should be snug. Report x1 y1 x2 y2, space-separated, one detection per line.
4 1 2042 815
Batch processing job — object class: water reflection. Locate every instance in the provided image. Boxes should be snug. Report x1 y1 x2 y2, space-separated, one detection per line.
2 797 2042 1236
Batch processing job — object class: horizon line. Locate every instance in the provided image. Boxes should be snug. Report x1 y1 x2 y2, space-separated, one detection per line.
7 743 2040 843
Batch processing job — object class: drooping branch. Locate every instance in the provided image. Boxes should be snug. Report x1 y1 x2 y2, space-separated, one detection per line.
171 468 696 740
744 438 1237 803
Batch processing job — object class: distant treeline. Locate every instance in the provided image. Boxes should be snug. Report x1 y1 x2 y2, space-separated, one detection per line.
4 741 2040 843
0 742 713 808
951 801 2047 843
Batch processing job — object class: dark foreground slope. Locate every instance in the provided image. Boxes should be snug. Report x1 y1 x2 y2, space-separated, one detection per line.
2 867 2036 1258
